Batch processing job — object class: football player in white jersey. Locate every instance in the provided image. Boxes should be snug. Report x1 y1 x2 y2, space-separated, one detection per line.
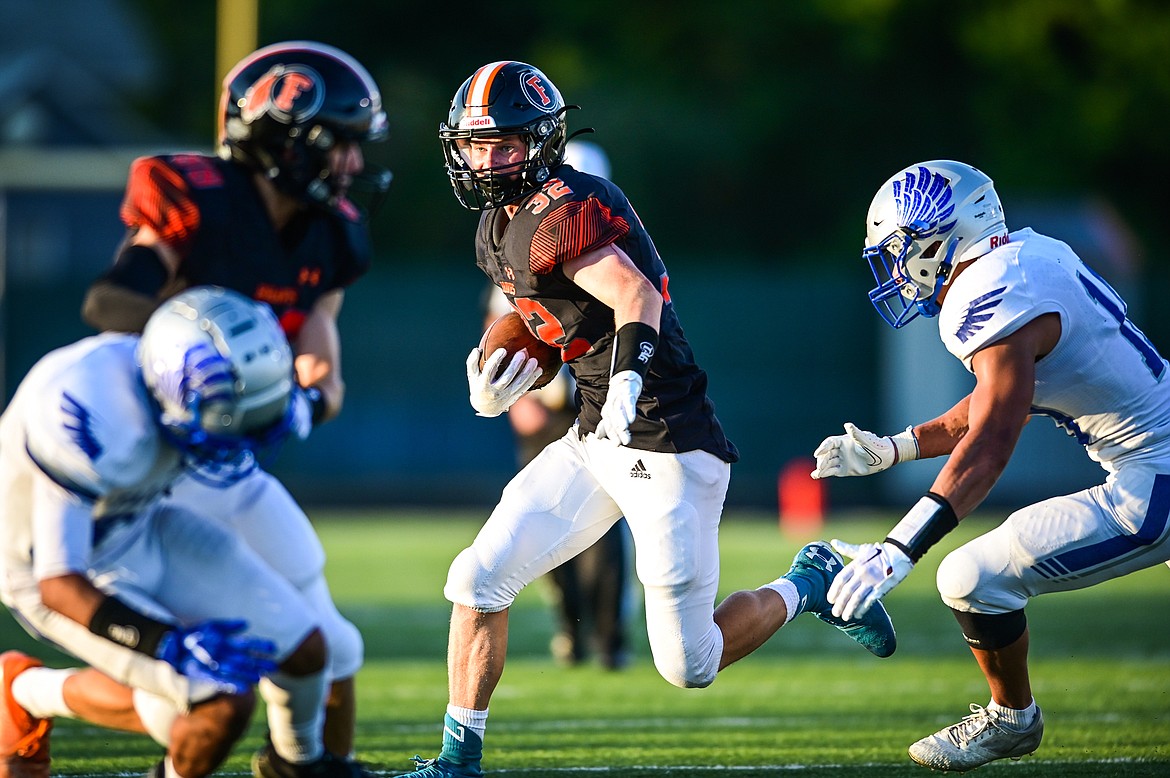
810 160 1170 772
0 288 356 778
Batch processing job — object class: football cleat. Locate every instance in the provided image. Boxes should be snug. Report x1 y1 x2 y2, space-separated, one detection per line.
252 744 373 778
784 541 897 657
908 703 1044 772
407 755 484 778
406 714 484 778
1 651 52 778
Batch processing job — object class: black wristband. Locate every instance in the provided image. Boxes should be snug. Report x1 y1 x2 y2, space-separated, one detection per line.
88 596 172 656
884 492 959 563
612 322 658 377
304 386 328 424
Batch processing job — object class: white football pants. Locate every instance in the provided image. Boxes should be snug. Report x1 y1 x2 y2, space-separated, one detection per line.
445 428 731 688
166 469 363 680
8 503 317 712
937 460 1170 613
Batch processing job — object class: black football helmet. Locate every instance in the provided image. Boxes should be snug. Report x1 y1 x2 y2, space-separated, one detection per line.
219 41 390 213
439 61 573 210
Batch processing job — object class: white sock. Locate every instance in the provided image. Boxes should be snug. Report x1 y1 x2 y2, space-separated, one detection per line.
10 666 77 720
259 671 328 763
989 698 1037 730
133 688 179 747
758 579 802 625
447 703 488 740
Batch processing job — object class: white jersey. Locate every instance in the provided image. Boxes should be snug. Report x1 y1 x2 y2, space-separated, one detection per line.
0 333 183 598
938 228 1170 467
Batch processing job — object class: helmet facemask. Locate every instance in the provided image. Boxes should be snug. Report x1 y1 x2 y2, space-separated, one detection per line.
442 113 568 210
865 220 958 328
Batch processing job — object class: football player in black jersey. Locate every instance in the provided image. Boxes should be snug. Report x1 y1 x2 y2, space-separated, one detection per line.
406 61 898 778
71 41 388 778
483 139 636 672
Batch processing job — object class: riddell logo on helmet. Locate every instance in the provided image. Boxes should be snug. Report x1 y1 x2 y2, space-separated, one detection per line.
461 116 497 129
989 233 1011 249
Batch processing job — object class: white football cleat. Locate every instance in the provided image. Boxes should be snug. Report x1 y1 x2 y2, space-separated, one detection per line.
908 703 1043 772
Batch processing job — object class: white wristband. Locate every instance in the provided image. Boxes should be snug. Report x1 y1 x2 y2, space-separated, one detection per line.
890 426 919 464
885 493 958 562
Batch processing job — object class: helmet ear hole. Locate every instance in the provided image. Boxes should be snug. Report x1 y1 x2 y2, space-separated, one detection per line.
922 240 942 259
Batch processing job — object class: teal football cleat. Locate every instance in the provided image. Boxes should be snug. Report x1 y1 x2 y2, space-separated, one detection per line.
785 541 897 657
407 714 484 778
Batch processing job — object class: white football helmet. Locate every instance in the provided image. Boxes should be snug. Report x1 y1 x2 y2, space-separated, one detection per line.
137 286 295 480
864 160 1008 328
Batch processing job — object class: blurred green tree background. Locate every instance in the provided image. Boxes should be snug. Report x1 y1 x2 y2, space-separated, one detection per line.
5 0 1166 507
125 0 1170 271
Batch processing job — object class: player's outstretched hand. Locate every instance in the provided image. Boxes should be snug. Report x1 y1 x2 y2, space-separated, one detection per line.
827 539 914 622
156 619 277 695
595 370 643 446
811 423 916 479
466 347 541 418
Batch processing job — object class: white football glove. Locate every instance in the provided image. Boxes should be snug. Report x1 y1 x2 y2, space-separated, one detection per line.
595 370 643 446
827 539 914 622
466 347 541 418
810 423 918 479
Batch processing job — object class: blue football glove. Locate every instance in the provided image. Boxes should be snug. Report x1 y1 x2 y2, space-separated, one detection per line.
156 619 277 695
289 387 316 441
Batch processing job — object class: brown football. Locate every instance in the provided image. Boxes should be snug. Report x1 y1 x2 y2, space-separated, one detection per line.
478 311 562 389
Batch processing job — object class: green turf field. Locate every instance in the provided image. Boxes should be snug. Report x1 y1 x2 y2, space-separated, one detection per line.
5 510 1169 776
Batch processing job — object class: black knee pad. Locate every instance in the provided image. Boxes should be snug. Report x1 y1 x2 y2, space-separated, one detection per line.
950 608 1027 650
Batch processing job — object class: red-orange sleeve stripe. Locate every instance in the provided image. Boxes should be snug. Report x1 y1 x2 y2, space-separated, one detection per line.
530 198 630 274
119 157 200 254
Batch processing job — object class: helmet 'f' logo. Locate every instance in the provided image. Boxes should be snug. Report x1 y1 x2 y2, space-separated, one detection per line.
274 72 314 112
526 75 550 106
241 65 325 125
520 70 560 113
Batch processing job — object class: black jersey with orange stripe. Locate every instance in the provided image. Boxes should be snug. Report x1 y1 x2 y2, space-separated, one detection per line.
474 164 737 462
119 153 372 339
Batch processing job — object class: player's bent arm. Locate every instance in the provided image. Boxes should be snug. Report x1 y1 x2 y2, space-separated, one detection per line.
293 289 346 422
81 229 181 332
828 312 1062 617
564 244 661 444
911 394 973 459
562 243 662 330
929 313 1060 518
38 573 113 629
